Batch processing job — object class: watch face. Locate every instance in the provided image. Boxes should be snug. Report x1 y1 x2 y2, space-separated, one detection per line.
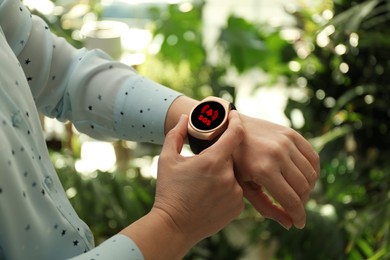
191 101 226 131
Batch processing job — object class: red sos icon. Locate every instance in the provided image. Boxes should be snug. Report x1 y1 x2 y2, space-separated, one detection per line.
198 104 219 126
190 101 226 131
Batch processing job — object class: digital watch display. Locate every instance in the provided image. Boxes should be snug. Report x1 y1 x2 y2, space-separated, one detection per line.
187 97 235 154
190 101 226 131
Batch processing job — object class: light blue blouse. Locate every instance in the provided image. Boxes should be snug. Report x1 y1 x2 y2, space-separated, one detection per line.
0 0 181 259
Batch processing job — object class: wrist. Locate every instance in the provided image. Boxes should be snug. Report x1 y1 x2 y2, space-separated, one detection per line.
150 208 196 248
165 96 199 135
120 209 193 260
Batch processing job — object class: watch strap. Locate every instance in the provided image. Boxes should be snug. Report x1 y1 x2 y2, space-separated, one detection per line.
188 134 217 154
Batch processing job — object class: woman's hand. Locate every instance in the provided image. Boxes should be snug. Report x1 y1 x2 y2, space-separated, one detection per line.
122 111 244 259
154 111 244 243
164 96 320 230
233 115 320 230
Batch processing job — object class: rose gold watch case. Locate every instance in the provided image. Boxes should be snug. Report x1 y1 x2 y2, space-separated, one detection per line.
187 97 231 141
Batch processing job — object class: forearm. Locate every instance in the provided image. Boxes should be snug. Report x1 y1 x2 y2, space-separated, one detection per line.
120 209 193 260
1 0 183 144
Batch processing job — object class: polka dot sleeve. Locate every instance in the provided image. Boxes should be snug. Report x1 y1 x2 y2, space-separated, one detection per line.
0 0 163 259
68 235 144 260
0 0 182 145
0 20 146 260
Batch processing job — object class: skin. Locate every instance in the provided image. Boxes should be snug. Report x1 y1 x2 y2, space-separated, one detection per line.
164 96 320 230
121 112 245 259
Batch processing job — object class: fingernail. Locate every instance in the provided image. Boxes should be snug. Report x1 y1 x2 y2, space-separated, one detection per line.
278 220 292 231
179 114 187 123
296 223 306 229
282 223 292 231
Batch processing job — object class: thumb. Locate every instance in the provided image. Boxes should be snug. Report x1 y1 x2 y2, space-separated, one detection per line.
206 111 244 157
162 114 189 156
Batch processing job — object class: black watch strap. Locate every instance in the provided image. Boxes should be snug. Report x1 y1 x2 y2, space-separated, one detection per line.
188 134 217 154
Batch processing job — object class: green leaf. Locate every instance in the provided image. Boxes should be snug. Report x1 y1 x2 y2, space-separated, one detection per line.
331 0 380 35
218 16 293 75
357 239 374 258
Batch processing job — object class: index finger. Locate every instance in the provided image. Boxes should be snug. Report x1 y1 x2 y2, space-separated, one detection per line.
161 114 189 157
203 111 244 157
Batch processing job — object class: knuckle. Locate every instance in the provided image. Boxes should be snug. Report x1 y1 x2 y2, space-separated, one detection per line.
234 123 245 140
313 151 320 164
267 142 284 158
308 171 319 185
280 132 295 148
300 181 311 197
308 149 320 165
200 155 219 169
253 161 274 184
267 136 293 158
284 128 299 139
286 197 303 213
165 127 177 139
234 183 244 198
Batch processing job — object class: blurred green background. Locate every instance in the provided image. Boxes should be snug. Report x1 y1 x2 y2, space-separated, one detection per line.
29 0 390 259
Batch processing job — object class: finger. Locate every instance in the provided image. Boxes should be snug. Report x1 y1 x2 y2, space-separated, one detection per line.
280 157 311 202
240 181 293 230
292 133 320 177
162 114 189 156
290 151 318 189
258 173 306 229
205 111 244 157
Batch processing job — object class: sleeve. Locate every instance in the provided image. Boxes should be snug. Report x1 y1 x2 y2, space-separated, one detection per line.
68 235 144 260
0 0 182 144
0 8 146 258
0 131 145 260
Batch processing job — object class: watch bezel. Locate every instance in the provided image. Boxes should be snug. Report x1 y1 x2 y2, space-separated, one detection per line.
188 97 231 141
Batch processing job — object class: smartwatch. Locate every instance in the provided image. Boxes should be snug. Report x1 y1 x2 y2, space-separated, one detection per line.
187 96 235 154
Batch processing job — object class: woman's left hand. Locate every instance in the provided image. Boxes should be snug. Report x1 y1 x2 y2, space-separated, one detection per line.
233 114 320 230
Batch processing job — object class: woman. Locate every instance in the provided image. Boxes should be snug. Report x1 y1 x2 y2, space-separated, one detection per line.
0 0 319 259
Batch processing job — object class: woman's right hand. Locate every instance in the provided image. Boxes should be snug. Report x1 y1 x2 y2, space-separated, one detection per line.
154 111 245 244
121 111 244 260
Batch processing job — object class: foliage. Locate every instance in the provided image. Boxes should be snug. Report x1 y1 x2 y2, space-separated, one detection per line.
281 0 390 259
141 0 237 101
149 1 206 72
218 16 295 78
